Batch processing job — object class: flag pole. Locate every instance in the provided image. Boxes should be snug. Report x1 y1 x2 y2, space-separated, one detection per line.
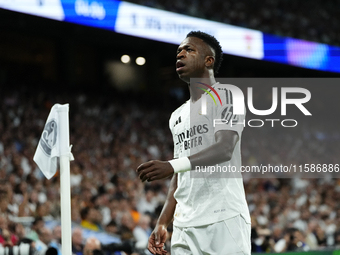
60 156 72 254
58 105 72 255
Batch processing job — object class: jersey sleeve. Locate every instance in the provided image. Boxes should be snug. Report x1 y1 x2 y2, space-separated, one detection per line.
169 113 179 159
213 88 246 137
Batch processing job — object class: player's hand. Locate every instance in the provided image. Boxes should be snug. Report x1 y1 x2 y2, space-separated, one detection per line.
148 224 168 255
136 160 174 182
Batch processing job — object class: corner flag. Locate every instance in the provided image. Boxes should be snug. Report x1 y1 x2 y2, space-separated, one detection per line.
33 104 73 179
33 103 74 255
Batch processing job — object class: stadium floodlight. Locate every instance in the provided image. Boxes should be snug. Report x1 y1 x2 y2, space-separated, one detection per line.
121 55 130 63
136 57 146 65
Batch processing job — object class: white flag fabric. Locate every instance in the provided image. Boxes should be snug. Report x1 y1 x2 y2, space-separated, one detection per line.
34 104 73 179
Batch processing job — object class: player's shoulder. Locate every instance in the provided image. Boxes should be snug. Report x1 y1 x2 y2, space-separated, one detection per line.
169 100 189 128
214 83 247 116
213 83 234 105
214 83 233 92
171 100 190 117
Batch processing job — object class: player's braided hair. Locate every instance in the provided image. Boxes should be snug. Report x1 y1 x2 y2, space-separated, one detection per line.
186 31 223 75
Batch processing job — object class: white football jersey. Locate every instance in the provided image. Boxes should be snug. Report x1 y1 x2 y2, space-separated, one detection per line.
169 83 251 227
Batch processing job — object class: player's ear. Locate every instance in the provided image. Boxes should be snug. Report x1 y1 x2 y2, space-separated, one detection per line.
205 56 214 69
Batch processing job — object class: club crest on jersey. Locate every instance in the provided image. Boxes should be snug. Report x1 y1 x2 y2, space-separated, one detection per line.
39 119 57 156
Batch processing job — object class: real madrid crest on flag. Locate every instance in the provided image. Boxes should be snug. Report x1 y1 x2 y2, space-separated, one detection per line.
40 119 58 156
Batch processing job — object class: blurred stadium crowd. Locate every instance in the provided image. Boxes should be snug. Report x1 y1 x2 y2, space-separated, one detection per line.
0 85 339 254
127 0 340 46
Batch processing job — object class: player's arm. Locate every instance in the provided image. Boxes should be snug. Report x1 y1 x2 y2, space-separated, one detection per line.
136 129 238 182
189 129 238 168
148 174 178 255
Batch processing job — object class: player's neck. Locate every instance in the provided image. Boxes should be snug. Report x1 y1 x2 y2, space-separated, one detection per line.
188 76 217 103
